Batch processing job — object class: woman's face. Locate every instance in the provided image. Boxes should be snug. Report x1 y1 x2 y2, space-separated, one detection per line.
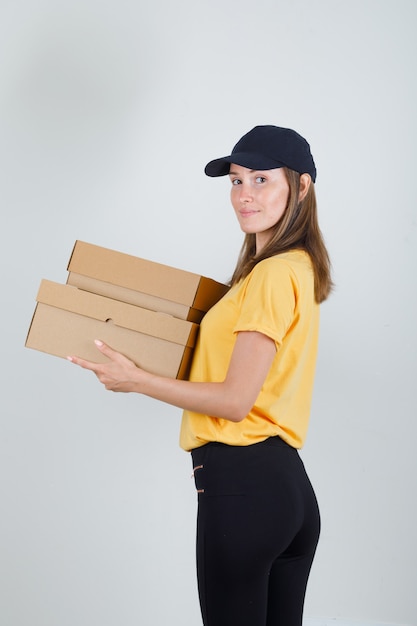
229 164 290 252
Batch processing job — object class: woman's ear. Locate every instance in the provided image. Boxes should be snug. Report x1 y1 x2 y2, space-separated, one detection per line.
299 174 312 202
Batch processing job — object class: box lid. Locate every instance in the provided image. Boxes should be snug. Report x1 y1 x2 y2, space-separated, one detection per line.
67 241 228 312
35 280 199 348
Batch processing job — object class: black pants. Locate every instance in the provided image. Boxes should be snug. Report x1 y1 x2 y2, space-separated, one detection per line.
191 437 320 626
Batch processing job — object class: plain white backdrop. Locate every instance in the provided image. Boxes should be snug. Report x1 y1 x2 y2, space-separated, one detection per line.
1 1 416 624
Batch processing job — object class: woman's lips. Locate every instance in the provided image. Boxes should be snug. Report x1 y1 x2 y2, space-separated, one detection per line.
239 209 259 217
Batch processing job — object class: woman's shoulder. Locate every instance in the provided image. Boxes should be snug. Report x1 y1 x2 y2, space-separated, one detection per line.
255 250 312 275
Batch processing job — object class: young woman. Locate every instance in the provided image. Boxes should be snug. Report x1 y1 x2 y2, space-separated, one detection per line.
69 125 332 626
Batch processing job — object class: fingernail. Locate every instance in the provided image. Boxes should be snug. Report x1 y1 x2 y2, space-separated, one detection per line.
67 356 74 362
94 339 103 346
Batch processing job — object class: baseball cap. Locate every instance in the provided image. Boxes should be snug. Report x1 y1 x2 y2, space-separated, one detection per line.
204 125 316 182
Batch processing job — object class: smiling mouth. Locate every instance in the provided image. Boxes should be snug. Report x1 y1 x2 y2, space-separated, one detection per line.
239 210 259 217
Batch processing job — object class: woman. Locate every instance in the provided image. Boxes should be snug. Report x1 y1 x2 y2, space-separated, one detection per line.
69 125 332 626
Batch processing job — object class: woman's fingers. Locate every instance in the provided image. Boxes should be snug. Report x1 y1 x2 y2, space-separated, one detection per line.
67 354 100 371
92 339 117 357
67 339 117 369
67 340 139 392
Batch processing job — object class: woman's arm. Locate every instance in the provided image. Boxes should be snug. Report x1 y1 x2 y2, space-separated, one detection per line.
68 330 276 422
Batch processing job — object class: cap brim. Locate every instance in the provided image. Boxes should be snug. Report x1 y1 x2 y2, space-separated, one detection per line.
204 152 286 177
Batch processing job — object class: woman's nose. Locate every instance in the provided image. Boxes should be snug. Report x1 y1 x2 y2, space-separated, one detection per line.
239 183 253 202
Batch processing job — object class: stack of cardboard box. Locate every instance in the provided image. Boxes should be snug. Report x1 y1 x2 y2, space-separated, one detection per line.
25 241 229 379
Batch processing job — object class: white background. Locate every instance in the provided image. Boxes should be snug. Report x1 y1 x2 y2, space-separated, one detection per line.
1 0 416 624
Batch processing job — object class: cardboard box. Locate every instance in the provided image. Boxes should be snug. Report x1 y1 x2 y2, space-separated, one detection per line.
67 241 229 323
25 280 199 380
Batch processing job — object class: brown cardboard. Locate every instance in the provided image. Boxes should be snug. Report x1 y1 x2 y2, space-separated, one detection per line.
67 241 229 323
25 280 199 380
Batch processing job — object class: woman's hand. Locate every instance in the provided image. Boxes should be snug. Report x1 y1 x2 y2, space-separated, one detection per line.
68 340 145 393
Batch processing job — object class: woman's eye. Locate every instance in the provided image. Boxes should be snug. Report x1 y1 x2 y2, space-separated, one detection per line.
255 176 266 183
231 179 241 185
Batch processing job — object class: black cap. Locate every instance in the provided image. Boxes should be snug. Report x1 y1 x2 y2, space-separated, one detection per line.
204 125 316 182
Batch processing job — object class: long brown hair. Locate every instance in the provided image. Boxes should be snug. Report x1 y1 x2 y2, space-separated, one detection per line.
230 168 333 303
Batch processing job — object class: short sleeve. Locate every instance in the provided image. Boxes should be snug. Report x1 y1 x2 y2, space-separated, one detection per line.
233 258 297 346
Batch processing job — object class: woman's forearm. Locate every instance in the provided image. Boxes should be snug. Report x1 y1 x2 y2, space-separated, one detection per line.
69 330 276 422
134 372 247 422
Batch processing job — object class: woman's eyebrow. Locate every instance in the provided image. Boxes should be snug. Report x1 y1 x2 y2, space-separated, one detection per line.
229 169 258 176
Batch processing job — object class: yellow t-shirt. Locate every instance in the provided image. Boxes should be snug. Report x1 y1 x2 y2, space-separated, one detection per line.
179 250 319 451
